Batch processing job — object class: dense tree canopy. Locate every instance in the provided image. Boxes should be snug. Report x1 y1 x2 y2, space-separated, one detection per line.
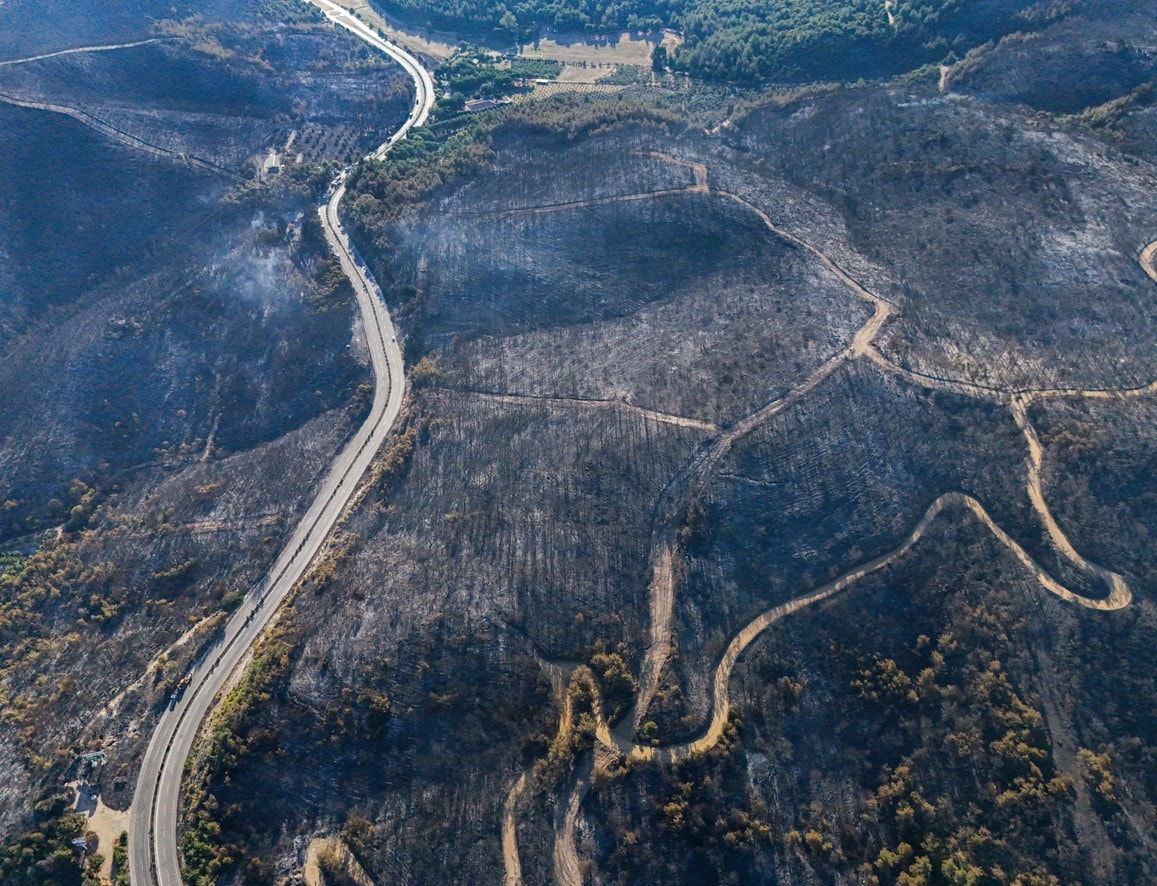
378 0 1069 82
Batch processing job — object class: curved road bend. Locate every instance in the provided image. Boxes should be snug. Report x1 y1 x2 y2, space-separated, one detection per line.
128 5 433 885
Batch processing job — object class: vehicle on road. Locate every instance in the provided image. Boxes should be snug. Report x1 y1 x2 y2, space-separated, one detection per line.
128 4 432 884
167 674 191 709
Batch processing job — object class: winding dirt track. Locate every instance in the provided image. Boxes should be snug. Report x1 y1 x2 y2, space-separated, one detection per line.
554 770 589 886
540 432 1141 880
0 90 233 175
501 773 529 886
455 165 897 746
0 38 166 67
623 489 1132 767
502 661 575 884
1012 392 1141 605
1142 239 1157 284
501 159 1156 885
500 161 901 884
631 185 896 734
459 389 719 432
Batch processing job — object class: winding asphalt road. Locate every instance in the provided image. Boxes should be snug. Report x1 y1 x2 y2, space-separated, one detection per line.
127 5 432 884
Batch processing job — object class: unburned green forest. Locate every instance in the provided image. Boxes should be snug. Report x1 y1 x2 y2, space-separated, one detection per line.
377 0 1083 82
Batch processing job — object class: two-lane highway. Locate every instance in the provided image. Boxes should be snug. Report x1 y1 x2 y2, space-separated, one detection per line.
128 4 434 884
313 0 435 149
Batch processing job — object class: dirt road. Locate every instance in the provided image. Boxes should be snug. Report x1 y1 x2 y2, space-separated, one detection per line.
624 487 1132 767
0 38 166 67
1141 239 1157 284
632 185 897 732
463 390 718 432
537 465 1139 876
0 91 232 174
500 153 1154 883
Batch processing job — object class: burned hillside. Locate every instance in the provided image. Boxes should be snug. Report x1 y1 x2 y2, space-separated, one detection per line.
0 0 1154 883
0 0 411 845
179 66 1155 883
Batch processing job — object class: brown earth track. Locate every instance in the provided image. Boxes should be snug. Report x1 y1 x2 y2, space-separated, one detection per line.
554 767 590 886
497 154 1156 883
435 163 899 747
1142 239 1157 284
495 158 899 882
454 389 719 432
502 659 574 885
0 38 168 67
619 489 1133 767
542 474 1139 876
629 184 896 735
0 90 235 176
